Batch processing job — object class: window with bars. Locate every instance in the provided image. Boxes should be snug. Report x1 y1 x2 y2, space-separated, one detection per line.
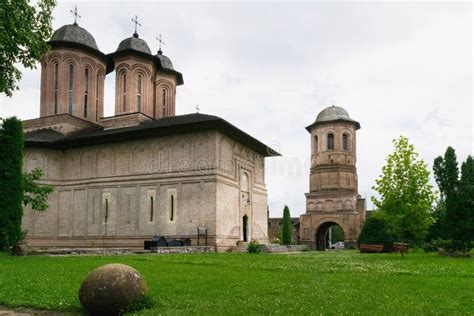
162 89 166 117
95 73 100 121
84 68 89 118
68 64 74 114
343 133 349 150
53 62 59 114
327 133 334 150
122 72 127 112
137 75 142 112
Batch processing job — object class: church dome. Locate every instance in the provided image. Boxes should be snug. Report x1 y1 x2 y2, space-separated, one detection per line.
316 105 352 123
155 50 174 70
307 105 360 130
116 33 152 55
48 23 99 51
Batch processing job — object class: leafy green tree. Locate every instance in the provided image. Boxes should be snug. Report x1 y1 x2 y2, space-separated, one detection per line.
449 156 474 251
281 205 292 245
0 117 24 251
0 0 56 96
357 214 394 252
427 199 446 243
372 136 436 244
23 168 53 212
330 225 344 243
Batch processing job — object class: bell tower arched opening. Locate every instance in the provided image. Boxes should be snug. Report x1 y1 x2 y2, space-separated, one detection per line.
315 222 345 251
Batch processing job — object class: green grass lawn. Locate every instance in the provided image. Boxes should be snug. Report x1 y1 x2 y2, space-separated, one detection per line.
0 251 473 314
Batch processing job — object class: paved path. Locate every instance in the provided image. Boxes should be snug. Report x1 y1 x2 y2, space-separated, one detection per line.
0 306 81 315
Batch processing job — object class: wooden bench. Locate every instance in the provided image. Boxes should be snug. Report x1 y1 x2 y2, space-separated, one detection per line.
393 242 409 256
359 244 384 253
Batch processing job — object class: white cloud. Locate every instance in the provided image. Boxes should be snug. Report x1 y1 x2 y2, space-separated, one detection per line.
0 1 471 217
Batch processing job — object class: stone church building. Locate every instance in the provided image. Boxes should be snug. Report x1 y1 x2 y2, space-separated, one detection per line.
21 22 278 252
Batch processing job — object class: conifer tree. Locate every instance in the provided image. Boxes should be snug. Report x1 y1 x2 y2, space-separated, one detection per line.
0 117 24 251
281 205 292 245
431 147 459 240
451 156 474 251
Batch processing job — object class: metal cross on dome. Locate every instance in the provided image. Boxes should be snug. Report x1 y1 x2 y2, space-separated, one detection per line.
132 15 142 35
195 104 200 113
156 34 165 52
70 5 81 25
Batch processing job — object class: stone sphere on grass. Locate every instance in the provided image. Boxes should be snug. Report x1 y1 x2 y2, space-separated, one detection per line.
79 263 149 315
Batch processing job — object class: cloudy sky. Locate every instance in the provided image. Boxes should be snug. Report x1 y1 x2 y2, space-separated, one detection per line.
0 1 472 217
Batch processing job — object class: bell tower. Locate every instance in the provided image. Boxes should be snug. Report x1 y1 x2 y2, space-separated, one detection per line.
300 106 366 250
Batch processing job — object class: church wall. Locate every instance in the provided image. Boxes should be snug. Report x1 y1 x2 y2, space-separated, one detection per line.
22 130 254 249
214 132 268 251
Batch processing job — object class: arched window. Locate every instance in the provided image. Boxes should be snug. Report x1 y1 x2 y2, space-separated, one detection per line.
314 135 319 152
83 68 89 118
162 88 167 117
343 133 349 150
136 75 142 112
327 133 334 150
121 71 127 112
68 64 74 114
53 62 59 114
95 73 100 121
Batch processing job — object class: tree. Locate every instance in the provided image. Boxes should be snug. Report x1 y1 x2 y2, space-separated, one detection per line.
281 205 292 245
357 214 394 252
431 147 459 241
0 0 56 96
371 136 436 244
448 155 474 251
330 225 344 243
23 168 54 212
0 117 24 251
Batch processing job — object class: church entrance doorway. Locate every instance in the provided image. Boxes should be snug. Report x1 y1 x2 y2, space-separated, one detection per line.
315 222 345 251
243 215 248 242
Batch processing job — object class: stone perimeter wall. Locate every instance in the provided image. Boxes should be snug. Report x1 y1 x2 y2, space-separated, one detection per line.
22 130 268 252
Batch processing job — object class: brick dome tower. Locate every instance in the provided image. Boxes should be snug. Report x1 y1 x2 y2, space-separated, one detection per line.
300 105 366 250
110 31 183 120
39 23 108 122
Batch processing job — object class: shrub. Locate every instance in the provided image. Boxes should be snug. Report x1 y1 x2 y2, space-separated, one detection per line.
436 238 473 254
357 214 394 252
422 242 437 253
247 240 261 254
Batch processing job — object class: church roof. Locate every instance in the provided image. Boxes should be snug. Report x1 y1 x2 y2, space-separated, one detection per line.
24 113 280 157
48 23 100 51
115 33 152 55
109 34 183 85
23 129 65 143
306 105 360 131
155 50 174 70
